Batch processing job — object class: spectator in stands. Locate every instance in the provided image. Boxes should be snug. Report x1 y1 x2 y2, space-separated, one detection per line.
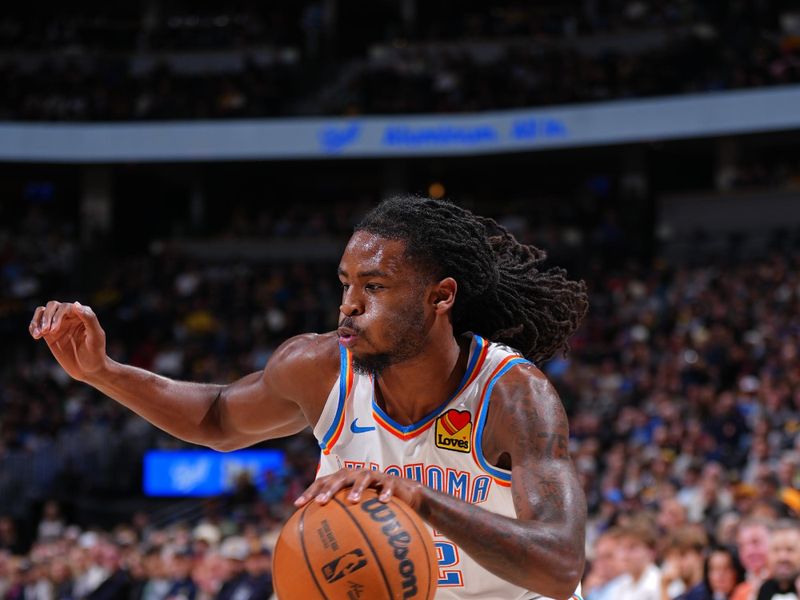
164 547 198 600
5 559 32 600
584 528 625 600
138 547 170 600
192 551 227 600
715 513 742 548
704 546 747 600
72 534 106 598
85 542 131 599
755 520 800 600
0 551 11 599
37 500 66 543
612 520 662 600
734 518 773 600
238 546 273 600
49 556 74 600
216 537 249 600
658 499 690 536
23 559 51 600
682 462 734 526
661 526 708 600
0 517 24 555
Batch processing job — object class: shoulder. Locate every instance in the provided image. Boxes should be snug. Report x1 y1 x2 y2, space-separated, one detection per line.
268 332 341 370
489 358 552 396
485 359 571 458
488 361 565 429
262 332 341 404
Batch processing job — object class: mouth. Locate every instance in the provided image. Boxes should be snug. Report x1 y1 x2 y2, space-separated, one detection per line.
337 326 360 347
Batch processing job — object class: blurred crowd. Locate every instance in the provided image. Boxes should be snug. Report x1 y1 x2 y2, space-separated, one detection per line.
2 1 795 51
0 2 307 53
560 253 800 600
0 499 278 600
0 59 307 122
330 35 800 115
4 190 800 599
1 1 800 119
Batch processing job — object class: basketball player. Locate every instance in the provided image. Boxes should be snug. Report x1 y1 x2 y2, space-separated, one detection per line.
30 196 588 600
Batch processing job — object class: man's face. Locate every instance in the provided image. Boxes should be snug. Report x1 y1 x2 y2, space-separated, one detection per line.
657 499 686 530
337 232 432 374
677 549 703 582
768 529 800 583
737 524 770 575
593 536 623 581
619 536 653 575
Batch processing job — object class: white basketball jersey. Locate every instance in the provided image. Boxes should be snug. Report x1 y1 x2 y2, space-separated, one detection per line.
313 333 582 600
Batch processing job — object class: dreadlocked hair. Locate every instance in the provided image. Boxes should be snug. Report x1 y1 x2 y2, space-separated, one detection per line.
355 195 589 364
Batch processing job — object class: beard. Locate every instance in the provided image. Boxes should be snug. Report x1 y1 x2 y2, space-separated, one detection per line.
345 302 428 376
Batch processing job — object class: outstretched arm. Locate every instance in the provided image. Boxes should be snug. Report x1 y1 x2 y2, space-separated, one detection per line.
295 363 586 599
30 301 337 450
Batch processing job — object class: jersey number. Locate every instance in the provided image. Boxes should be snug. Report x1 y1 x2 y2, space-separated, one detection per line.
435 541 464 587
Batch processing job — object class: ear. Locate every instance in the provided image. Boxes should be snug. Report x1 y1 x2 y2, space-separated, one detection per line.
430 277 457 315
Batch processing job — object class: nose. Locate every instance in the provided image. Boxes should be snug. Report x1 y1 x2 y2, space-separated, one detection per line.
340 287 364 317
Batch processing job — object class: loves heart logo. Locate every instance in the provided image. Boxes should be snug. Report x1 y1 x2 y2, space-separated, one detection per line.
440 410 471 434
435 409 472 453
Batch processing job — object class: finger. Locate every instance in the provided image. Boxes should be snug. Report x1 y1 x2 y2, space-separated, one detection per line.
295 473 339 506
40 301 62 334
315 470 358 504
44 313 80 344
295 480 324 506
72 302 106 347
379 478 394 502
314 483 338 505
73 302 102 336
347 471 374 503
29 306 45 338
50 302 77 334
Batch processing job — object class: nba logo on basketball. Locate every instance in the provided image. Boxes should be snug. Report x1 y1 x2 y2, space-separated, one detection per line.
435 409 472 453
321 548 368 583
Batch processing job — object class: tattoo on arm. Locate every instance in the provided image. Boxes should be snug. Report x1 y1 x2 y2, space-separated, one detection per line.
535 432 568 459
534 478 567 520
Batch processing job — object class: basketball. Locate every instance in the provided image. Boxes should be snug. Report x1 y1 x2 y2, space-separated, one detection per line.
273 488 438 600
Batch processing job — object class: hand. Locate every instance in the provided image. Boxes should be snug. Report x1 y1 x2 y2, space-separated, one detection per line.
294 468 425 512
29 301 108 382
660 558 681 585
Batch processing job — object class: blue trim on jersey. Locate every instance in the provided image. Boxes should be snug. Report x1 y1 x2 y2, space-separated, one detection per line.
320 344 349 450
473 357 530 482
370 334 485 434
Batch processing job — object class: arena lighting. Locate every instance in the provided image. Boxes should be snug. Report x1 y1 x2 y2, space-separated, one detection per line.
428 182 446 199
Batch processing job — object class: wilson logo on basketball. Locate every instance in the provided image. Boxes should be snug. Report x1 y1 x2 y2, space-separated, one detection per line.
434 409 472 453
361 499 419 598
321 548 368 583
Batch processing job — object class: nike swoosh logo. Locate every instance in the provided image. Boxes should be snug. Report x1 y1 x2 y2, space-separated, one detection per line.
350 418 376 434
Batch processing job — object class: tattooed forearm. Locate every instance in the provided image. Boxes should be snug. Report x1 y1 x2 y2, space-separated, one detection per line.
418 485 580 598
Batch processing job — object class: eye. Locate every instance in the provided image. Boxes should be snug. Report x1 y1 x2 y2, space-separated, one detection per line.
341 283 350 291
365 283 384 291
